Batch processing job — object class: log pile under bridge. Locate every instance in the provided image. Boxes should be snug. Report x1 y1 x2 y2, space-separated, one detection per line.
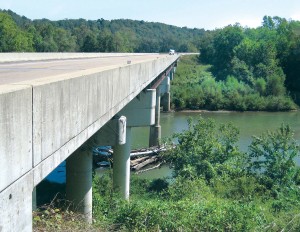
93 146 170 172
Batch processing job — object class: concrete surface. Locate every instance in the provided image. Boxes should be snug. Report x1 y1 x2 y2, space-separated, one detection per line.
0 85 32 192
0 52 159 63
0 54 162 85
66 144 93 223
0 53 179 231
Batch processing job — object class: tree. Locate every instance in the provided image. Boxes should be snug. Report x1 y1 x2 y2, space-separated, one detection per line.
34 21 58 52
0 12 34 51
97 30 114 52
199 31 217 64
262 16 275 29
211 25 245 79
81 34 97 52
53 28 77 52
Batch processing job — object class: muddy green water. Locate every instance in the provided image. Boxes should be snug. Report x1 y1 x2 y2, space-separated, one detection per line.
38 111 300 205
134 111 300 179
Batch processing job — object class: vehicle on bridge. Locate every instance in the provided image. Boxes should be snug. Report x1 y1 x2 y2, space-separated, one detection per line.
169 49 175 55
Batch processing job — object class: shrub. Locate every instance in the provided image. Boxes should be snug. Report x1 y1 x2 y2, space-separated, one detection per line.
247 124 300 187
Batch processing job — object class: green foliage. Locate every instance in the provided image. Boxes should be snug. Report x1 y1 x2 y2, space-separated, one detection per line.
0 10 204 53
33 197 98 231
198 16 300 103
172 55 297 111
34 119 300 231
247 124 300 187
211 24 245 79
0 12 34 51
163 117 241 181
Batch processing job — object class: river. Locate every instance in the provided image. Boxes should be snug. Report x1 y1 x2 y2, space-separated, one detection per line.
133 111 300 179
46 110 300 182
37 110 300 205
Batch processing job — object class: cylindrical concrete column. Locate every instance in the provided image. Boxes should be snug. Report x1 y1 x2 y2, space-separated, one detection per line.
113 126 132 199
66 145 93 223
149 87 161 147
32 187 37 211
162 92 171 112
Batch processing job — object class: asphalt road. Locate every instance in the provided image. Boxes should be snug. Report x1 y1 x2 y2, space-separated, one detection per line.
0 54 167 85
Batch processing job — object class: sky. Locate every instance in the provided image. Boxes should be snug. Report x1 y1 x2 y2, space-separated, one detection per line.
1 0 300 30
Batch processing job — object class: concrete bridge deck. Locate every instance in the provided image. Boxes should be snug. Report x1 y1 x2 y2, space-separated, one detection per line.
0 53 163 84
0 53 179 231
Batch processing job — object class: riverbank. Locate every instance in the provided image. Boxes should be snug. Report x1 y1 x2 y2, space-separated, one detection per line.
175 108 298 113
171 55 298 112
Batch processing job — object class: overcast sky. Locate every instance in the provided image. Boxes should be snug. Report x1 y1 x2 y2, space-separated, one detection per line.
1 0 300 30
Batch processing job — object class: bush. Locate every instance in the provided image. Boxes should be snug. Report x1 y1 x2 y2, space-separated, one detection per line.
163 117 241 181
247 124 300 187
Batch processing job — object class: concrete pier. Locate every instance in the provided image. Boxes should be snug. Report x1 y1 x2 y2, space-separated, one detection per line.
149 87 161 147
162 92 171 112
116 89 156 199
66 144 93 223
160 75 171 112
113 127 132 199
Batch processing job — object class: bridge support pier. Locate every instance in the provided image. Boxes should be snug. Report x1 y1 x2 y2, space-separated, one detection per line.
66 143 93 223
116 89 156 199
149 87 161 147
162 92 171 112
92 116 127 198
113 126 132 199
32 187 37 211
160 75 171 112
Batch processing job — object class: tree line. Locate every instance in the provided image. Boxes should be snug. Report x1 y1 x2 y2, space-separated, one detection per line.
199 16 300 103
0 9 204 53
172 16 300 111
172 55 297 111
1 10 300 107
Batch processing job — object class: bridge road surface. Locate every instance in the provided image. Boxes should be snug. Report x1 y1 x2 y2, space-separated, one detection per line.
0 54 166 85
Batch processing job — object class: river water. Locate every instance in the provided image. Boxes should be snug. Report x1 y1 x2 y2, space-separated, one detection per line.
46 111 300 182
134 111 300 179
37 110 300 206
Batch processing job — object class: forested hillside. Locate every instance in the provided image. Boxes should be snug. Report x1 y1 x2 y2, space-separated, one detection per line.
0 9 204 53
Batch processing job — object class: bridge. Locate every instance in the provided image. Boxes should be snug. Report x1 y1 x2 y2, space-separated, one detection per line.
0 53 179 231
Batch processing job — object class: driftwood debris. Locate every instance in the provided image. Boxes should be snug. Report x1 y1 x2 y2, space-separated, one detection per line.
94 145 173 172
131 156 158 171
130 156 149 167
135 162 162 174
129 145 170 172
